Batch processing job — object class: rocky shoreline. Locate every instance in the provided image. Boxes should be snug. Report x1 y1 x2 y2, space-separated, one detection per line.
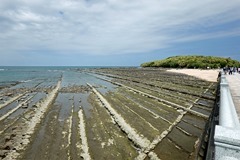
0 68 218 159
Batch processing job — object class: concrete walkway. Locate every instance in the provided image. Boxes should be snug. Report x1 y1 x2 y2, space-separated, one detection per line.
226 73 240 120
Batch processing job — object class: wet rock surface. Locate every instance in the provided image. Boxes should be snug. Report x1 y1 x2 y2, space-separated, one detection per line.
60 85 91 93
0 68 216 160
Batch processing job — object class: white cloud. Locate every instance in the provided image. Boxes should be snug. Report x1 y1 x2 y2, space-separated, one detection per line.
0 0 240 55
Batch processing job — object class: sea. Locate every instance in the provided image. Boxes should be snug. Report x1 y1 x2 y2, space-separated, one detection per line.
0 66 129 93
0 66 107 88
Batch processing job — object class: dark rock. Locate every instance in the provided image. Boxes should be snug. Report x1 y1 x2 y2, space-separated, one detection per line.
0 150 7 159
10 133 16 138
11 127 17 131
4 136 11 142
22 105 28 109
3 141 14 150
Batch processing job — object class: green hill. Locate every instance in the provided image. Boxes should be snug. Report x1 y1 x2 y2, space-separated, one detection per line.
141 55 240 69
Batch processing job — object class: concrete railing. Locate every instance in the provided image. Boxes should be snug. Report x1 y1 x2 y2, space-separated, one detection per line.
219 74 240 128
214 72 240 160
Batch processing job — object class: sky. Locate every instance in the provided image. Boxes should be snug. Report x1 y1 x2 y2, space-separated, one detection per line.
0 0 240 66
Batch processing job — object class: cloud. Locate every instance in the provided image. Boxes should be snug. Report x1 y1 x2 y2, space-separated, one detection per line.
0 0 240 56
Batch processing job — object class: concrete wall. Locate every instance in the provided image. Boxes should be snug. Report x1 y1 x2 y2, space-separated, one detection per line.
214 74 240 160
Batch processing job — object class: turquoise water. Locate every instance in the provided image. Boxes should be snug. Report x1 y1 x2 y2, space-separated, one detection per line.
0 66 116 90
0 66 63 86
0 66 87 87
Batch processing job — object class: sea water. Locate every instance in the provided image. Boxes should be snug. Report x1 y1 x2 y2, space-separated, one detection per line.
0 66 116 90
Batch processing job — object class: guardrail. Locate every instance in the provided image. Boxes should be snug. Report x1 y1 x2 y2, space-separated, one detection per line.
219 74 240 128
214 72 240 160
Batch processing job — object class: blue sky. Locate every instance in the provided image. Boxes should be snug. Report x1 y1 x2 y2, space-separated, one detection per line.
0 0 240 66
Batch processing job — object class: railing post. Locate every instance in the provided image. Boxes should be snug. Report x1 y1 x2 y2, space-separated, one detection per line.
219 81 240 128
214 72 240 160
219 82 235 127
221 74 227 83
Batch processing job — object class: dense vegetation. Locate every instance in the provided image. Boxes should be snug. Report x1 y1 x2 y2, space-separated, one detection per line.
141 55 240 69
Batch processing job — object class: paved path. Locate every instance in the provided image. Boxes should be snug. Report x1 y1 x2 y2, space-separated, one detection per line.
226 73 240 120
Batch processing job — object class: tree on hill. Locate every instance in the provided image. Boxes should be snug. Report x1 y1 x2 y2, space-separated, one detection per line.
141 55 240 69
